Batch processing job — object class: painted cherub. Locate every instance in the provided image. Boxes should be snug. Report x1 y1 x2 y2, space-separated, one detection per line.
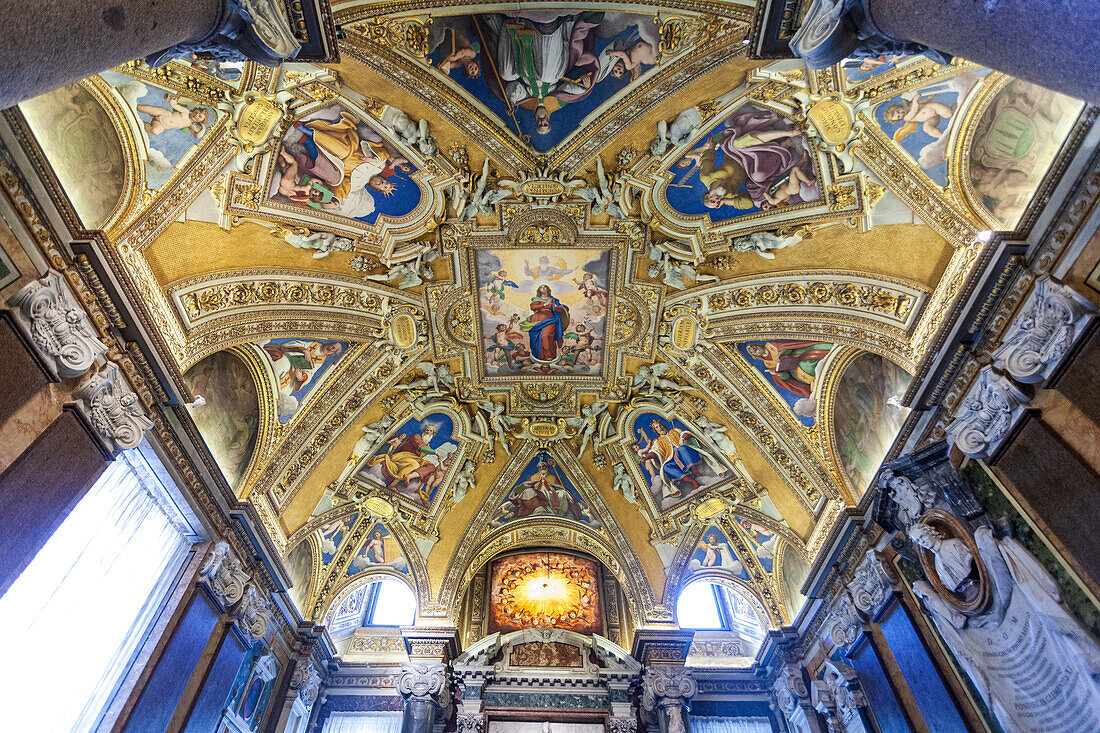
572 323 602 367
885 93 956 139
137 93 210 138
363 529 385 564
484 268 518 311
485 315 522 366
572 272 608 311
605 41 658 78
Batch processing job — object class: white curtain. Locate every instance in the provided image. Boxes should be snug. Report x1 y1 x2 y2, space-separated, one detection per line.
322 711 403 733
0 457 190 732
690 716 773 733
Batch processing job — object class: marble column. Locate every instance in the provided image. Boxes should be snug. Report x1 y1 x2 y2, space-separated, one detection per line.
790 0 1100 104
398 626 459 733
0 0 301 109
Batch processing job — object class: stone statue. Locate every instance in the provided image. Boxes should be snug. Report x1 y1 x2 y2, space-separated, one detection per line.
461 158 510 220
909 521 974 592
612 463 637 504
731 231 803 260
452 459 477 504
334 414 397 487
647 245 720 290
565 401 608 458
650 107 703 157
284 229 354 259
575 157 623 217
397 362 455 396
381 106 438 157
478 400 521 456
913 525 1100 732
363 248 438 289
878 469 932 529
631 362 691 398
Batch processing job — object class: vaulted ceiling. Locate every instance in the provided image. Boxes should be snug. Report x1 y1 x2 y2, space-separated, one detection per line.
15 0 1086 636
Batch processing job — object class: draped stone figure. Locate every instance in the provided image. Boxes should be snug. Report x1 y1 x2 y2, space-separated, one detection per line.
911 521 1100 733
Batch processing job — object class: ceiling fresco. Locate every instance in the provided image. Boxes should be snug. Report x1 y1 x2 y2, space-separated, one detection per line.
13 0 1094 640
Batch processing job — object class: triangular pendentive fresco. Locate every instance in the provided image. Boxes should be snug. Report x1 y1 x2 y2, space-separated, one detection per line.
352 411 460 508
737 340 837 427
661 104 821 221
345 523 409 577
268 104 424 223
420 11 664 151
488 451 601 531
255 337 349 422
627 412 736 510
687 524 748 580
872 69 990 186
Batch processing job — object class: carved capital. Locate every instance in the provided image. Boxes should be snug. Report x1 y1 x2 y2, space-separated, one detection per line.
7 268 107 379
848 552 895 616
397 662 450 706
200 541 250 607
640 665 697 712
609 718 638 733
772 663 809 717
234 582 274 640
821 660 867 722
789 0 951 70
945 367 1029 460
146 0 301 67
456 713 485 733
254 653 279 683
290 659 323 707
824 593 862 648
992 277 1093 384
74 363 153 451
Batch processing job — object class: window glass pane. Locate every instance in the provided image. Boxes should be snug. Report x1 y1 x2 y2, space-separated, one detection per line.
677 581 724 629
0 456 189 732
367 578 416 626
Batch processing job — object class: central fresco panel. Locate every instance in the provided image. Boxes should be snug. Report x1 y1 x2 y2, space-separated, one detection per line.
476 248 610 376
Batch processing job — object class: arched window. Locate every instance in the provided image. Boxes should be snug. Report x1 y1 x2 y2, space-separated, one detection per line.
327 576 415 636
676 580 768 645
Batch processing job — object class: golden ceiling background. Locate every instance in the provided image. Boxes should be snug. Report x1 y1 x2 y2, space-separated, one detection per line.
13 0 1089 634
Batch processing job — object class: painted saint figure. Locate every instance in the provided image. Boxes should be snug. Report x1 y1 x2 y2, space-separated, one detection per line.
510 458 562 517
520 284 571 361
744 340 832 399
366 421 442 501
677 107 817 213
480 11 605 136
635 419 703 498
263 340 344 393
